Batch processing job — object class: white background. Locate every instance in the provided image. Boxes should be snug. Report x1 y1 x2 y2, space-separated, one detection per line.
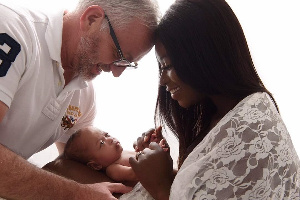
10 0 300 167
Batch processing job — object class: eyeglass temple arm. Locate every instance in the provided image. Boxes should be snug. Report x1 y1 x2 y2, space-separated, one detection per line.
104 14 124 58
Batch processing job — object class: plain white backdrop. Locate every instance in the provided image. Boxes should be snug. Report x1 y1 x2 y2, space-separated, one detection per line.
10 0 299 167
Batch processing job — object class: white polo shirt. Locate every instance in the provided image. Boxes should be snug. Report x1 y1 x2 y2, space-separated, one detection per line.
0 1 96 159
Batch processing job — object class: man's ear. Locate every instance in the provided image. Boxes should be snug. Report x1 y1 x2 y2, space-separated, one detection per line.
87 160 103 171
79 5 105 32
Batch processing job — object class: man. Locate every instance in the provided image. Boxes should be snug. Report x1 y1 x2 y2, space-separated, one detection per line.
0 0 159 199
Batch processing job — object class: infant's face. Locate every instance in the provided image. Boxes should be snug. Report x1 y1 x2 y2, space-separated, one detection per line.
80 127 123 168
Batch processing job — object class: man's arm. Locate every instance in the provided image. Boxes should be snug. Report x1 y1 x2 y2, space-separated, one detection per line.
43 158 131 198
0 102 130 199
0 143 75 199
0 101 8 122
0 143 127 199
0 144 132 199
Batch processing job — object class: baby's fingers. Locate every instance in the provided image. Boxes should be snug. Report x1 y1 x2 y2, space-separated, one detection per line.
159 139 170 152
133 128 155 152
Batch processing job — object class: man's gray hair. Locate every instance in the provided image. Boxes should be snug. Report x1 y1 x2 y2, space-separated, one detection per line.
75 0 161 30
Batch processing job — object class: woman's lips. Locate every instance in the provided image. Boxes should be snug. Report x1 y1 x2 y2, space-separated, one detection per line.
169 87 180 94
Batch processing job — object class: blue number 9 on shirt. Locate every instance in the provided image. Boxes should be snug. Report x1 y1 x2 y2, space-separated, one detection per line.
0 33 21 77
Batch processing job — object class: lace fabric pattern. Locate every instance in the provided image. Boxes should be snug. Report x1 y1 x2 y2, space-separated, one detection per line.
120 92 300 200
171 92 300 200
119 182 155 200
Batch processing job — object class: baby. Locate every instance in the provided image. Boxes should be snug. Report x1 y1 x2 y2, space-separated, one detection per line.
64 126 137 182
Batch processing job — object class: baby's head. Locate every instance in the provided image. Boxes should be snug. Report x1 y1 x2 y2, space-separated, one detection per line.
64 126 123 170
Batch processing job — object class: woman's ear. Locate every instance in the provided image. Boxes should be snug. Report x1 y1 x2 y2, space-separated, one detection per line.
79 5 105 32
87 160 103 171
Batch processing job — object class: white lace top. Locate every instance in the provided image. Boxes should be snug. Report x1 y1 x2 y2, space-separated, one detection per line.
120 92 300 200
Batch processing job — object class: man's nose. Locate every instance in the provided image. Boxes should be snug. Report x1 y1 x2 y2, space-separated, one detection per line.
111 65 126 77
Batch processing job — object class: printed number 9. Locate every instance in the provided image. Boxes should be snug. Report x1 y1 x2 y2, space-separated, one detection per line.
0 33 21 77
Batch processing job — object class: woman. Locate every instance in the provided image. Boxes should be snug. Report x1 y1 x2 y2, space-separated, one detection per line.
124 0 300 199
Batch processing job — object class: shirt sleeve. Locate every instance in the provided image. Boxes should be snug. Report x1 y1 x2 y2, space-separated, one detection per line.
0 5 31 107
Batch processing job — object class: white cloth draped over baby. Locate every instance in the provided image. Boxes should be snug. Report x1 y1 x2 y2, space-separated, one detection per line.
120 92 300 200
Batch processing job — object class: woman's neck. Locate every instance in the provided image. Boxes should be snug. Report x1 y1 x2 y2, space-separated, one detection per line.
209 95 241 128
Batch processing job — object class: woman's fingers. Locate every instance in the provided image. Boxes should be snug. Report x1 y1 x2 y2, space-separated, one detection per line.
133 128 155 152
129 142 174 199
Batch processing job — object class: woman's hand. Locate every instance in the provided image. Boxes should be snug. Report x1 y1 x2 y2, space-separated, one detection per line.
133 127 164 152
129 142 173 200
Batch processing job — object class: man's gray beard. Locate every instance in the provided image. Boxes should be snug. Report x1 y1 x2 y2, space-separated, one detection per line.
75 36 100 81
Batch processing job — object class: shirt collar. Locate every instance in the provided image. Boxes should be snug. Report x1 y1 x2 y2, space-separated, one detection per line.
64 76 89 93
45 9 64 64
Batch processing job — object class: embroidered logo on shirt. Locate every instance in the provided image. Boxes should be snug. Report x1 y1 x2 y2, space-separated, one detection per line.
61 105 82 130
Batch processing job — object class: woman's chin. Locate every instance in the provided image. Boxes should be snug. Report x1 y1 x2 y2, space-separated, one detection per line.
178 101 190 108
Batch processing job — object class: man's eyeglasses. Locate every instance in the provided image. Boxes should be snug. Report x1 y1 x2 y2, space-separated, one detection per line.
105 15 138 68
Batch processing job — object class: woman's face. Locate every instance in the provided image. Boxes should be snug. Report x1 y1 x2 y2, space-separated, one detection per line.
155 42 203 108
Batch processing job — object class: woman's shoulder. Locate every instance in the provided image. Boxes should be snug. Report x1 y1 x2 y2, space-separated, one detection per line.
172 92 300 200
232 92 279 124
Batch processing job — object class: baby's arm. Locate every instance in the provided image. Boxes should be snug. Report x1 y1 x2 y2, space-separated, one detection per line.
106 164 137 182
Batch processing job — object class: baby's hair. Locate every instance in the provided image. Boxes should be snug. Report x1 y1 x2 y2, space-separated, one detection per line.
64 129 89 164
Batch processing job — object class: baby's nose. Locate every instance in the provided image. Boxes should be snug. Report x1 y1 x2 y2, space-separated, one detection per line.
106 137 113 143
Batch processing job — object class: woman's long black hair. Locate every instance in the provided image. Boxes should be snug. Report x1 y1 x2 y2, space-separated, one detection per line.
154 0 278 168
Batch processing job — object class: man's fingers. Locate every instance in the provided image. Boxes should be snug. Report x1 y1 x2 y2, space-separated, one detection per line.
107 182 132 194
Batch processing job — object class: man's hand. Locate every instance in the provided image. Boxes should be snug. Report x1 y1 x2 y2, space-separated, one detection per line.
86 182 132 200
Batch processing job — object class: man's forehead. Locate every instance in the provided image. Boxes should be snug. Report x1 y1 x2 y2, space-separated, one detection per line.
120 28 154 61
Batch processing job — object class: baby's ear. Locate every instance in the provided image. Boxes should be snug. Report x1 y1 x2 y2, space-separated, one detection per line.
87 161 102 171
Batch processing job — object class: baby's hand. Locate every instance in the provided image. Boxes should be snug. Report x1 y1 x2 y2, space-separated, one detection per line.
159 138 169 152
133 127 167 152
147 126 162 143
133 128 156 152
149 127 169 151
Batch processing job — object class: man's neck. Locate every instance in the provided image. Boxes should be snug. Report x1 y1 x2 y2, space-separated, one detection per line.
63 69 77 86
61 11 80 86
